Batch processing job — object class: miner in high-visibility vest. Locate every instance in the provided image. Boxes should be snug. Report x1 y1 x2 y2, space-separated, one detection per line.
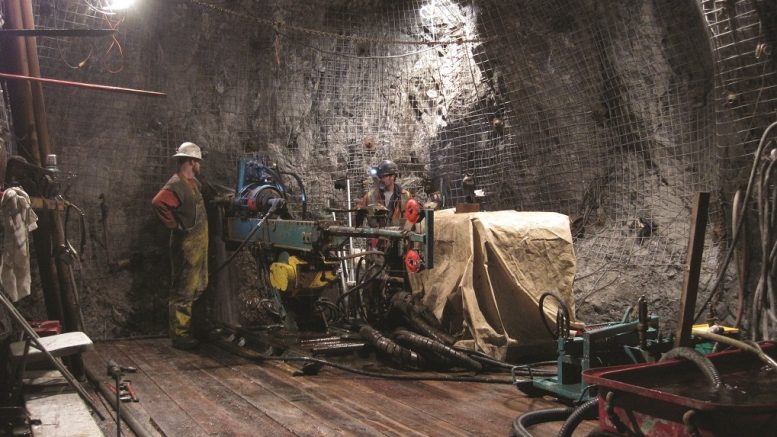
151 142 208 350
355 159 411 226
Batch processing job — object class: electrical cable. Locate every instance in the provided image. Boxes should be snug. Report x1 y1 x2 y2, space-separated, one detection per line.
336 263 386 318
732 187 747 329
209 203 279 278
449 346 559 376
695 121 777 322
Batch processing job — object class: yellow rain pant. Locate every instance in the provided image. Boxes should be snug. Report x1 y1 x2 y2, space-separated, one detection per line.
169 198 208 338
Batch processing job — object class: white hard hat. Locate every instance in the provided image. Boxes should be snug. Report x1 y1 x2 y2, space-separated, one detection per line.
173 142 202 160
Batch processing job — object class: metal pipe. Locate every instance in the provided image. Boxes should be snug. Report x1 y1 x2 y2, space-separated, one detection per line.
0 29 117 37
1 0 40 164
0 72 167 98
346 178 355 285
2 0 64 331
52 202 86 378
19 0 52 159
326 225 407 239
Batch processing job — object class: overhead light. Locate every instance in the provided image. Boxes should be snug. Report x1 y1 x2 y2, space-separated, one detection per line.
103 0 136 11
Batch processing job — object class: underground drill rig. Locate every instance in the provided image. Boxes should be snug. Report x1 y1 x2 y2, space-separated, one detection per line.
214 157 478 372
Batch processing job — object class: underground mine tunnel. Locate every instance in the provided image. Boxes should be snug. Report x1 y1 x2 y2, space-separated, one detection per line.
1 0 776 436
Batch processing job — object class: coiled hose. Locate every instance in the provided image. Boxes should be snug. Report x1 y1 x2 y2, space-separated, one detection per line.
557 398 599 437
538 291 571 340
660 347 722 391
511 406 575 437
510 398 598 437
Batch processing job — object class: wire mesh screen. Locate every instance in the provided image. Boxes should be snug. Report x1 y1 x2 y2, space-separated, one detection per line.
2 0 772 334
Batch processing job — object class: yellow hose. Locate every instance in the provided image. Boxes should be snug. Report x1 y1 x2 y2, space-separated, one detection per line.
694 330 777 371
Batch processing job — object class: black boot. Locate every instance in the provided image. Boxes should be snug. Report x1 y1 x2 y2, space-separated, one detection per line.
172 335 199 350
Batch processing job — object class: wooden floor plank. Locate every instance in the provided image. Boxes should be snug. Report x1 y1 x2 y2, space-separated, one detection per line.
84 341 206 437
201 343 397 436
111 339 295 437
86 338 598 437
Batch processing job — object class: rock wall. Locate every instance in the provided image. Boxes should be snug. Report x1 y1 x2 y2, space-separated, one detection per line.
1 0 771 340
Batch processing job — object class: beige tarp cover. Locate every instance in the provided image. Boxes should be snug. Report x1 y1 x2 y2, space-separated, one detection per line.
410 209 577 360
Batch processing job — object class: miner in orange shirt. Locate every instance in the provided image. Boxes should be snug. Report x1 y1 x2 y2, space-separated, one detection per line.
151 142 208 350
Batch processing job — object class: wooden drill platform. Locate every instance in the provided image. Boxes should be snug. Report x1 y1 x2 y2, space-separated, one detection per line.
82 337 597 436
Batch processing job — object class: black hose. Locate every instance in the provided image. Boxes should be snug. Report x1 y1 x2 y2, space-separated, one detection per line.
359 324 425 368
558 398 599 437
538 291 571 340
393 329 482 371
660 347 722 390
512 407 575 437
336 264 385 318
407 312 456 346
213 336 513 384
450 346 558 375
210 203 278 278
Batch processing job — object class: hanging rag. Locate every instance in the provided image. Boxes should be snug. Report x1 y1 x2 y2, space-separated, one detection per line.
0 187 39 301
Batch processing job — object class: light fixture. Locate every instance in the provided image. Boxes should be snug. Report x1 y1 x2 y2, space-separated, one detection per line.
103 0 136 12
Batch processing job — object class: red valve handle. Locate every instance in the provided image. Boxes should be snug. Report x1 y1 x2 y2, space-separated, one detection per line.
405 198 421 224
404 249 422 273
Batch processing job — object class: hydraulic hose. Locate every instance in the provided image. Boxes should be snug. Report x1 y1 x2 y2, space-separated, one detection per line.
512 406 575 437
660 347 721 391
558 398 599 437
407 312 455 346
359 324 425 368
393 329 481 371
210 200 279 278
213 335 514 384
450 346 558 376
538 291 570 340
692 331 777 371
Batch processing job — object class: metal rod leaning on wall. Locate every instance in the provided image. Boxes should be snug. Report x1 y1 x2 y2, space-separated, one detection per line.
51 198 87 378
675 192 710 348
0 291 105 420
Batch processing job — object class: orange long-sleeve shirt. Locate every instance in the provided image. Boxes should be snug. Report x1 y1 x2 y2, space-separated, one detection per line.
151 177 198 229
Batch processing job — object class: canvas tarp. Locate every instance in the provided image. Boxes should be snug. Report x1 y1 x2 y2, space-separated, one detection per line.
410 209 577 361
